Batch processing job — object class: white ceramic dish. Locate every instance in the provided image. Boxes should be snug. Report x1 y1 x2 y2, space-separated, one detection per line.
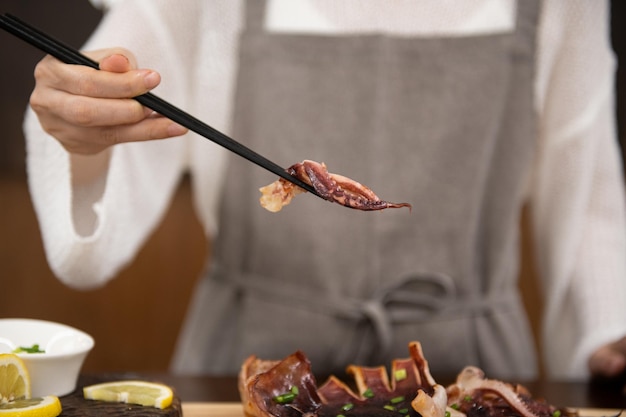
0 318 94 397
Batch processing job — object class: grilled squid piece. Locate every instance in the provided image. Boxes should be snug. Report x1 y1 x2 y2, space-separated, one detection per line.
259 160 412 212
238 341 577 417
239 351 321 417
239 341 445 417
445 366 577 417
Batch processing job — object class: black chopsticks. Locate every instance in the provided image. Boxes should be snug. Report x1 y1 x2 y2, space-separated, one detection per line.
0 13 321 197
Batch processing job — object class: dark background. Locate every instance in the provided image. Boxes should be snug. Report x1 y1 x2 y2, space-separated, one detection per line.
0 1 624 375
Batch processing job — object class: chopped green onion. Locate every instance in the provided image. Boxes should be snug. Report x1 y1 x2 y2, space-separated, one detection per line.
450 404 460 410
13 344 45 354
390 396 405 404
383 405 396 412
394 369 408 381
337 414 346 417
445 411 451 417
342 403 354 411
553 411 562 417
398 408 409 414
273 386 300 404
273 391 297 404
362 388 374 399
463 395 472 402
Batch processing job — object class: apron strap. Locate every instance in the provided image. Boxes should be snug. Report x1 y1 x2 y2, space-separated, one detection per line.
209 264 519 363
244 0 268 33
514 0 541 56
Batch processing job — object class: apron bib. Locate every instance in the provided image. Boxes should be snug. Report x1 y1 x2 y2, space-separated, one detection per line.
173 0 541 379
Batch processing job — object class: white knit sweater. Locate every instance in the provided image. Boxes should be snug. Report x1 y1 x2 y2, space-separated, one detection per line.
23 0 626 380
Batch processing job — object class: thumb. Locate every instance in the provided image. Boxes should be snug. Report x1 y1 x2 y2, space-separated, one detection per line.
83 47 139 73
99 54 133 73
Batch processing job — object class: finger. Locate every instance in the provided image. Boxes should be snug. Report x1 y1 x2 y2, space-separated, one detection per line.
84 117 188 151
589 346 626 378
31 86 149 127
82 47 138 72
88 48 160 96
99 53 133 73
83 47 139 71
46 115 187 155
67 65 160 99
35 52 160 99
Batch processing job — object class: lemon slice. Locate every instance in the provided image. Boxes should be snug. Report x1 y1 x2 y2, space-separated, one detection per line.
0 353 31 403
0 395 61 417
83 380 173 409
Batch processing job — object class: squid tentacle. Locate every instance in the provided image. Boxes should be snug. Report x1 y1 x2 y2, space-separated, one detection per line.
259 159 412 212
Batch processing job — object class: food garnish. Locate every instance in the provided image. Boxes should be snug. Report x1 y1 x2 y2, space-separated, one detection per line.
0 353 61 416
13 345 45 354
83 380 173 409
0 353 31 403
0 395 62 417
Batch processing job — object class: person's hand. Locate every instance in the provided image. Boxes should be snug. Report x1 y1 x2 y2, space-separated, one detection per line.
29 47 188 155
588 336 626 378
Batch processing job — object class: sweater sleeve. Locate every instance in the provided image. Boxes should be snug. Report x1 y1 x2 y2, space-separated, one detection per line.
24 0 212 289
530 0 626 380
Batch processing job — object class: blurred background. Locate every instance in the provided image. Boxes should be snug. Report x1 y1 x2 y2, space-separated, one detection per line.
0 1 208 373
0 1 624 376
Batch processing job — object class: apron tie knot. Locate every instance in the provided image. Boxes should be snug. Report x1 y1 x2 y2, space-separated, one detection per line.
353 272 456 362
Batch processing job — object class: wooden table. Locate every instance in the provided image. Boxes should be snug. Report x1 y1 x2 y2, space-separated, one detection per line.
178 404 625 417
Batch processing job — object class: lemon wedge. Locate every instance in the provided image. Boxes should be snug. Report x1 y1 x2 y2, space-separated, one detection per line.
0 396 61 417
83 380 173 409
0 353 31 403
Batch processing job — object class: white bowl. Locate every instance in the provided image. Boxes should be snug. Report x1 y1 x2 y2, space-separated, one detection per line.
0 318 94 397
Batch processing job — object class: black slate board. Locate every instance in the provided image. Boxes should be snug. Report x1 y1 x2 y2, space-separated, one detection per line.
59 374 182 417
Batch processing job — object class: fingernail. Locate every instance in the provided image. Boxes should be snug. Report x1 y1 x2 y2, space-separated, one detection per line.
100 53 127 65
143 107 156 118
142 70 160 89
167 123 188 136
111 53 129 64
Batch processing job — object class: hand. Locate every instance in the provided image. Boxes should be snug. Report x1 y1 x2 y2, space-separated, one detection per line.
588 336 626 378
29 47 187 155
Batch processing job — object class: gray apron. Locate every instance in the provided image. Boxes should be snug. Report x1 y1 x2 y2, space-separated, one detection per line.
173 0 540 380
